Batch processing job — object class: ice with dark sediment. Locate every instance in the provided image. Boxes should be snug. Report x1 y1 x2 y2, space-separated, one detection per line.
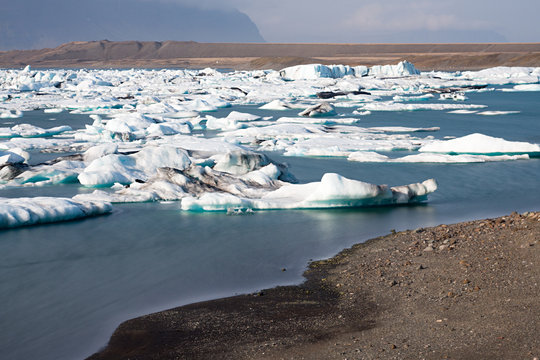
2 61 540 223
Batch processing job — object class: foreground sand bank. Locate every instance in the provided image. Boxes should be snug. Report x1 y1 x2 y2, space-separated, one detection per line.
2 41 540 70
89 211 539 359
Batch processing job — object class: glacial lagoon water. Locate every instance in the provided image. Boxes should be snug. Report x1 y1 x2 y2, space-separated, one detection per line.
1 74 539 360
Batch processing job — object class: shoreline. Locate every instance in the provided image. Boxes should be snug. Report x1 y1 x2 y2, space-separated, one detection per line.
89 211 539 359
1 41 540 70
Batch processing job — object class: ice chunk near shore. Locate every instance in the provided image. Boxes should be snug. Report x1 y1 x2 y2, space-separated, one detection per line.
181 174 437 211
419 133 540 155
0 197 112 229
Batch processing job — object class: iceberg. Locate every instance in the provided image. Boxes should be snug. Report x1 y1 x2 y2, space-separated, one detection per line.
0 124 72 139
277 61 419 80
510 84 540 91
78 146 191 187
477 111 520 116
298 103 337 117
181 174 437 211
356 102 486 112
0 197 112 229
259 100 297 110
279 64 355 80
347 152 529 163
368 61 420 77
419 133 540 155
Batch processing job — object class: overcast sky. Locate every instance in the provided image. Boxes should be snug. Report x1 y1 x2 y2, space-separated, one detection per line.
166 0 540 43
3 0 540 46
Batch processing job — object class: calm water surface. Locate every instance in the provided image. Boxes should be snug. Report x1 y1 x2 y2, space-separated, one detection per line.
0 88 539 360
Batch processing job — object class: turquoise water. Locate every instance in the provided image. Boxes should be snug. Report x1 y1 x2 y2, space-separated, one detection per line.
0 88 539 360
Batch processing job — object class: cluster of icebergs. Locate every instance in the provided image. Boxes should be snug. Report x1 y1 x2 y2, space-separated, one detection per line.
1 62 539 228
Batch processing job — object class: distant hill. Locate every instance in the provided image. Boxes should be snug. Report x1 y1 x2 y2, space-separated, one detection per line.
1 41 540 71
0 0 264 51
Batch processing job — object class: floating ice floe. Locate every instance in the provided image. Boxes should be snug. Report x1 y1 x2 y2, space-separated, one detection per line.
1 62 539 221
0 197 112 229
298 103 337 117
439 92 467 101
278 64 356 80
347 152 529 163
0 124 72 139
180 174 437 211
419 133 540 155
393 94 434 102
78 145 192 187
277 61 419 80
0 110 23 119
477 111 520 116
259 100 298 110
356 102 486 112
506 84 540 91
368 61 421 77
459 66 540 85
447 109 479 114
205 111 263 131
369 127 440 133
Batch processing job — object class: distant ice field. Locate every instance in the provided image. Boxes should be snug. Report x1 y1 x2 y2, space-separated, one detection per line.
1 62 539 360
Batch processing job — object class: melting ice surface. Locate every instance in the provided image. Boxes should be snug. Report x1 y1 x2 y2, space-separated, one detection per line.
1 62 540 360
2 62 540 224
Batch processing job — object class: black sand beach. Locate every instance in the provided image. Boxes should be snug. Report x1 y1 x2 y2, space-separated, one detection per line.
89 211 539 359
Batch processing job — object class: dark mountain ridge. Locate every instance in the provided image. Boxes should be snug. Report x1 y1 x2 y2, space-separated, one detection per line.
0 0 264 51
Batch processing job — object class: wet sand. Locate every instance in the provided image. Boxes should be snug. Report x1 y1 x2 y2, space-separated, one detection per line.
89 211 539 359
1 41 540 70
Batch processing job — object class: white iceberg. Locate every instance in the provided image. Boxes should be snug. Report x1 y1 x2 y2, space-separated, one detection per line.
298 103 337 117
419 133 540 155
356 102 486 112
181 174 437 211
279 64 355 80
368 61 420 77
78 145 191 187
347 152 529 163
0 124 72 138
0 197 112 229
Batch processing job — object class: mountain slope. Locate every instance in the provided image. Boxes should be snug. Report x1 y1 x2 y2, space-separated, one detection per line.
0 0 264 50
